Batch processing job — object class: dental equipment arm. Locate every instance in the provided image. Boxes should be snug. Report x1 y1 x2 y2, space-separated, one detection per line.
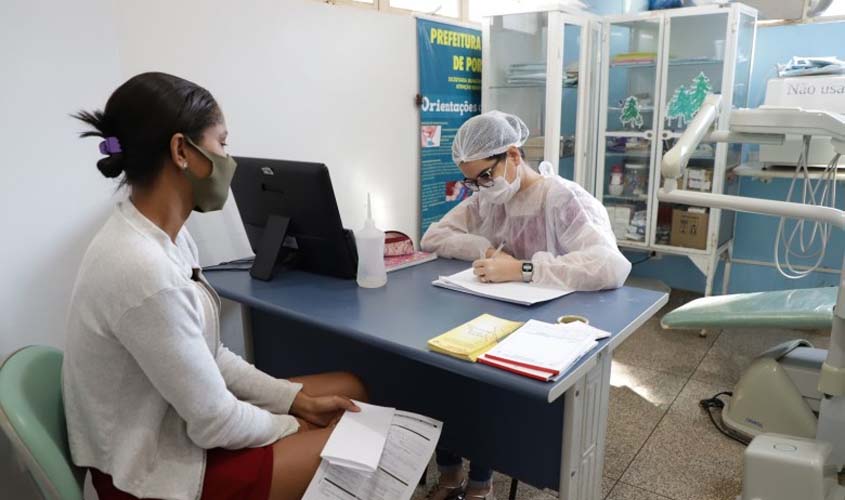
661 94 787 191
658 96 845 397
662 94 723 190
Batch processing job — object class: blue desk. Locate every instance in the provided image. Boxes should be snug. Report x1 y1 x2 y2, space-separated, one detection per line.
206 259 667 499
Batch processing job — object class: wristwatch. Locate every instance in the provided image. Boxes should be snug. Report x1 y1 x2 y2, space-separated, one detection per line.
521 261 534 283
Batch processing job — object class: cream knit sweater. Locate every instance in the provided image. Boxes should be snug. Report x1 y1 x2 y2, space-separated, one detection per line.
63 201 302 500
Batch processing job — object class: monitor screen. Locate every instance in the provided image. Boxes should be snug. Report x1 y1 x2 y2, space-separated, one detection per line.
231 157 357 279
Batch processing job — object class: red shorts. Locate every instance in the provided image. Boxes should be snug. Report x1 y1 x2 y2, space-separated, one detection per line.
91 445 274 500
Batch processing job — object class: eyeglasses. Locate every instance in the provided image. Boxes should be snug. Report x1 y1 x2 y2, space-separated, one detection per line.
461 161 500 192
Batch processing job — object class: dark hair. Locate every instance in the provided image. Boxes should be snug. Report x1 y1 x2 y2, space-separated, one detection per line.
486 147 526 163
73 72 222 187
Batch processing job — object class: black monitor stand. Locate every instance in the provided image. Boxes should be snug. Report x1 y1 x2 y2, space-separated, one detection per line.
250 215 291 281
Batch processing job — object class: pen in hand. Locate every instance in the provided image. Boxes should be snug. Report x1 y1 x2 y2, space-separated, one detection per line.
491 241 505 259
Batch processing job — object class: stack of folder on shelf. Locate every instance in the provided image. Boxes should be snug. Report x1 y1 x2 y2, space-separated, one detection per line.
478 320 611 382
506 63 547 85
505 63 579 86
612 51 657 65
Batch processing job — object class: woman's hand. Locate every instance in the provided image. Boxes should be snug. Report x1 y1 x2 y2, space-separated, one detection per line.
291 392 360 428
472 257 523 283
484 247 517 260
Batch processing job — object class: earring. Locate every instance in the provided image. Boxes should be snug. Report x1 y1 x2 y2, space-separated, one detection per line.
181 162 188 169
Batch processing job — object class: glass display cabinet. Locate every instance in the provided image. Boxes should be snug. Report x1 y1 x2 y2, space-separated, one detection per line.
482 6 604 191
595 3 757 296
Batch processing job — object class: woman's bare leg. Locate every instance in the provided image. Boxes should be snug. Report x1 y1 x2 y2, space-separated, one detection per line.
268 426 333 500
290 372 368 402
268 372 368 499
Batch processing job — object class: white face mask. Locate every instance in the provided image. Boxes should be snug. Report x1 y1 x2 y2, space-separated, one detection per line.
479 158 521 205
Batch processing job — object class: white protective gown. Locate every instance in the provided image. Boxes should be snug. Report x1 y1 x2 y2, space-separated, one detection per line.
421 169 631 291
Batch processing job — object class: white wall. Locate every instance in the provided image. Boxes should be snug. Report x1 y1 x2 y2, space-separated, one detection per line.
114 0 421 240
0 1 123 496
0 0 122 358
1 0 422 495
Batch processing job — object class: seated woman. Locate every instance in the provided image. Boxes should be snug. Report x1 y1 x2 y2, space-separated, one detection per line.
63 72 367 500
420 110 631 499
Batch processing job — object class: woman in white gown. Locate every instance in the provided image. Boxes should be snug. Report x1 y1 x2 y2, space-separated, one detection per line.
421 110 631 500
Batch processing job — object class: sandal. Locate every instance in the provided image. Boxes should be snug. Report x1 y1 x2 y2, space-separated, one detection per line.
426 477 467 500
463 484 496 500
464 493 496 500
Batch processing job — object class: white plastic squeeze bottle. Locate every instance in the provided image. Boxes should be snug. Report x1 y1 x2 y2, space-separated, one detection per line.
355 193 387 288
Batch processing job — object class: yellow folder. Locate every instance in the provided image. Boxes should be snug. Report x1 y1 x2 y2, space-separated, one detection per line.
428 314 523 362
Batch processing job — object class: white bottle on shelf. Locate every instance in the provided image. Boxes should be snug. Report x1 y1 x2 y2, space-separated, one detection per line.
355 193 387 289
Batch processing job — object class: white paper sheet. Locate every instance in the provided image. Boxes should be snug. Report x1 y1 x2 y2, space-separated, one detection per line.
303 411 443 500
433 268 571 306
320 402 395 474
561 321 611 341
482 320 598 375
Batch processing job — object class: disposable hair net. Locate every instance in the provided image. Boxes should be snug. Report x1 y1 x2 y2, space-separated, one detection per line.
452 110 530 165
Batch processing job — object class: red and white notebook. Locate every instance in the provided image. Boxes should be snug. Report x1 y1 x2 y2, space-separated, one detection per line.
385 251 437 273
478 320 606 382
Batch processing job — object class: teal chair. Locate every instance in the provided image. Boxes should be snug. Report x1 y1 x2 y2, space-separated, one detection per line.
0 346 85 500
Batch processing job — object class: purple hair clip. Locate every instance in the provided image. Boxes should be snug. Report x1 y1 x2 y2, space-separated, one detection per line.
99 136 122 155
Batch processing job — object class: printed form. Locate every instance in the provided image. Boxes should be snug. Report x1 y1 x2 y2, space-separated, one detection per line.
303 410 443 500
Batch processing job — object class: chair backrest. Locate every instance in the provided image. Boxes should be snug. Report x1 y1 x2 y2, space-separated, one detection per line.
0 346 84 500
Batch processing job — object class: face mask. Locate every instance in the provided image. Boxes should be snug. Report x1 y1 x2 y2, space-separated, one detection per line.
184 137 237 213
479 158 521 205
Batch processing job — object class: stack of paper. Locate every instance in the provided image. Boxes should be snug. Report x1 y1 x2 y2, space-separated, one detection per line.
506 63 579 87
320 402 395 473
506 63 547 85
478 320 609 381
427 314 524 362
303 404 443 500
611 51 657 65
433 268 572 306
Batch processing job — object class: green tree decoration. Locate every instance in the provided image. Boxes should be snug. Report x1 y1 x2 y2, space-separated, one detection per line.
619 96 643 129
666 85 691 128
665 72 713 129
688 72 713 117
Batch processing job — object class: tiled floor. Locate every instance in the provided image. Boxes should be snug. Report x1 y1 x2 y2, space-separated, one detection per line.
412 288 834 500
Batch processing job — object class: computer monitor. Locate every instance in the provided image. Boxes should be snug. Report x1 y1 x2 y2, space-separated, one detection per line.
231 157 358 280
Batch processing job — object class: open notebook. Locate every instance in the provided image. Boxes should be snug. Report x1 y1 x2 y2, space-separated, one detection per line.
478 320 608 382
433 268 572 306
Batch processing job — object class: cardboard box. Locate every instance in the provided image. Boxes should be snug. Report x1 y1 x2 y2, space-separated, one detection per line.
670 208 709 250
685 167 713 192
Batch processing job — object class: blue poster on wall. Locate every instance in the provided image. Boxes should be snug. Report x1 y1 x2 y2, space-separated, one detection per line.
417 18 482 236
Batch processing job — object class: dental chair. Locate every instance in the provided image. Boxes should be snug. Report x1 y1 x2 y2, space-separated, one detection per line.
658 94 845 500
662 287 835 440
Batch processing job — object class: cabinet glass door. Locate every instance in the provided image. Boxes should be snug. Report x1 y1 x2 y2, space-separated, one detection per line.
716 10 756 247
661 12 728 135
558 21 583 181
655 12 729 252
605 19 661 133
598 18 662 248
581 22 604 193
487 12 550 169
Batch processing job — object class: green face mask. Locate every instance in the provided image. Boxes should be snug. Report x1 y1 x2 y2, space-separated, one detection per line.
184 136 237 213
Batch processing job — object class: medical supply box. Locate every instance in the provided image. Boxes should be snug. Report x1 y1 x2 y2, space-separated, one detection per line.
670 208 709 250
